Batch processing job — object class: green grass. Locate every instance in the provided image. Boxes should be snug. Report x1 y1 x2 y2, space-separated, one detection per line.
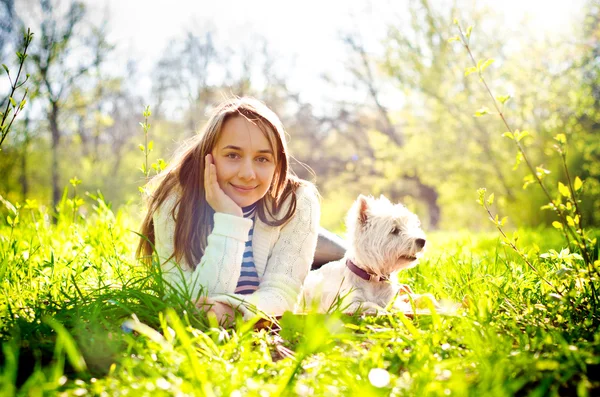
0 195 599 396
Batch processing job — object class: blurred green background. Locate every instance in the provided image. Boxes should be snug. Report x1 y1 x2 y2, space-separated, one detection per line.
1 0 599 233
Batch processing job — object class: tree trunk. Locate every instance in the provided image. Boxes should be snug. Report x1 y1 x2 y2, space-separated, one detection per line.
416 178 440 229
390 175 441 229
49 101 61 210
20 133 29 199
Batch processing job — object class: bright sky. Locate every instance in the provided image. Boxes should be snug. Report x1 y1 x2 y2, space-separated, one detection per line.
88 0 584 108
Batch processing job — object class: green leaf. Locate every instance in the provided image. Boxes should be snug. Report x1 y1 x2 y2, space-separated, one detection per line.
476 188 486 205
502 131 514 140
512 151 523 170
474 107 489 117
23 199 38 210
69 177 81 187
523 175 535 190
447 36 460 43
486 193 494 206
148 140 154 151
558 182 570 198
1 64 8 74
552 221 563 229
496 95 511 104
0 194 17 215
574 177 583 191
9 97 16 108
566 216 575 227
536 167 550 179
44 316 87 373
554 133 566 144
466 26 473 38
478 58 494 72
464 66 477 76
514 130 530 142
139 144 145 152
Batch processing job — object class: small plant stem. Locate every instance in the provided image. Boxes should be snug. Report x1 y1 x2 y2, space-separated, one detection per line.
457 27 590 262
0 29 32 148
560 153 584 229
72 186 77 223
561 152 599 285
483 203 559 293
144 115 149 183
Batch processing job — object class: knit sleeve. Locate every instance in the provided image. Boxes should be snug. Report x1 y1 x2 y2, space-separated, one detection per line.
154 195 252 299
212 184 320 318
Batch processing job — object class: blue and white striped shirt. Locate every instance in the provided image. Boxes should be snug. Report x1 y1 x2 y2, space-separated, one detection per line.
234 204 260 295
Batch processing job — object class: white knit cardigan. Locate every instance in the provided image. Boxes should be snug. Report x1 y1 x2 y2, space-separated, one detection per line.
153 184 320 318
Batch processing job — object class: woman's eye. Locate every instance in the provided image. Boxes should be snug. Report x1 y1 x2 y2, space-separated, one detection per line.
256 157 270 163
226 153 240 159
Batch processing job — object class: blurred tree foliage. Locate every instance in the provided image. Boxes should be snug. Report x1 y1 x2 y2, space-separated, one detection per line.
0 0 598 231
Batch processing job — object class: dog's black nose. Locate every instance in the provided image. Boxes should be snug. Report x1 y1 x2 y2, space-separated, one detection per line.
415 238 426 249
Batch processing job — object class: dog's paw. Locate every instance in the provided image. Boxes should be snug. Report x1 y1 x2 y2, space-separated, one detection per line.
395 293 439 309
344 302 384 315
397 284 414 294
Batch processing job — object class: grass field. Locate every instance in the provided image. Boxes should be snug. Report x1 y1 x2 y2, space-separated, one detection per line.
0 194 598 396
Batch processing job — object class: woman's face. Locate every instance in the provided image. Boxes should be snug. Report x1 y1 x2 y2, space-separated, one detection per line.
211 116 278 208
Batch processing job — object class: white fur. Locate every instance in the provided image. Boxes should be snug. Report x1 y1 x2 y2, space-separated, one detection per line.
300 194 429 313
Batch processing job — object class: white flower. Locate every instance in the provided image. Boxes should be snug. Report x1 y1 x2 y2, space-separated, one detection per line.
368 368 391 388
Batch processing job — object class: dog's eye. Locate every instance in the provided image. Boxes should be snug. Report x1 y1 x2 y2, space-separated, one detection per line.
391 227 400 235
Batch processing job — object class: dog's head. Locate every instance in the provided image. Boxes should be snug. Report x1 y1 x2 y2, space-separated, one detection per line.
346 194 426 276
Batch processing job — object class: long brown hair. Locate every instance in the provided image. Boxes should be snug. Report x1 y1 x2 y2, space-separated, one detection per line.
136 97 302 269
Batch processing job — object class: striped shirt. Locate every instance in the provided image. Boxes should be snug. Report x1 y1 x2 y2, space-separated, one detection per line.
234 203 260 295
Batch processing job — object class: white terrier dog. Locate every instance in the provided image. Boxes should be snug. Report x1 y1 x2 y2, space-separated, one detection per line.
301 194 430 313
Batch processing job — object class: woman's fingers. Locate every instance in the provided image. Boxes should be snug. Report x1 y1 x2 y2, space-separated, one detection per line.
204 153 242 216
205 154 218 203
196 297 237 327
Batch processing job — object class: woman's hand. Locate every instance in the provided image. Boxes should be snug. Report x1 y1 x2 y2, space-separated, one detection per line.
204 154 243 217
196 296 238 327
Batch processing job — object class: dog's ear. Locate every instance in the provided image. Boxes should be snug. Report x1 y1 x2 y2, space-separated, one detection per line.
378 194 391 204
357 194 369 225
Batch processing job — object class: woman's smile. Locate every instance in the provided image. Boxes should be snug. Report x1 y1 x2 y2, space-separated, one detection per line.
230 183 258 192
212 116 276 208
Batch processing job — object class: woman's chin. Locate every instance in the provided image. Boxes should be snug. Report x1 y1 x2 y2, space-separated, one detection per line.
229 195 259 209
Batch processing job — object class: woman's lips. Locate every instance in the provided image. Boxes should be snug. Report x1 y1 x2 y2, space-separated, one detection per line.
230 183 257 192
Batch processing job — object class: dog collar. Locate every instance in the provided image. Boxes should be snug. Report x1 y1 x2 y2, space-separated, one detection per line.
346 259 389 282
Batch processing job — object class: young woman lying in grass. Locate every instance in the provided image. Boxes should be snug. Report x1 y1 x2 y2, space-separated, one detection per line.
136 97 320 324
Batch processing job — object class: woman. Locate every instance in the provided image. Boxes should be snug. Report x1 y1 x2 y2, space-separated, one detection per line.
137 97 320 323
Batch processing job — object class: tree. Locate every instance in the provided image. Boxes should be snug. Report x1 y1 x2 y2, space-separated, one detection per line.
0 0 15 55
570 0 600 225
152 30 219 134
25 0 107 208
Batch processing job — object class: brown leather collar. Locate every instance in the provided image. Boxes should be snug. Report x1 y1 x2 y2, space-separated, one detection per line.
346 259 389 282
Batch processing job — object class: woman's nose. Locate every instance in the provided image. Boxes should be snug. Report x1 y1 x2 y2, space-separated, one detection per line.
238 160 256 180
